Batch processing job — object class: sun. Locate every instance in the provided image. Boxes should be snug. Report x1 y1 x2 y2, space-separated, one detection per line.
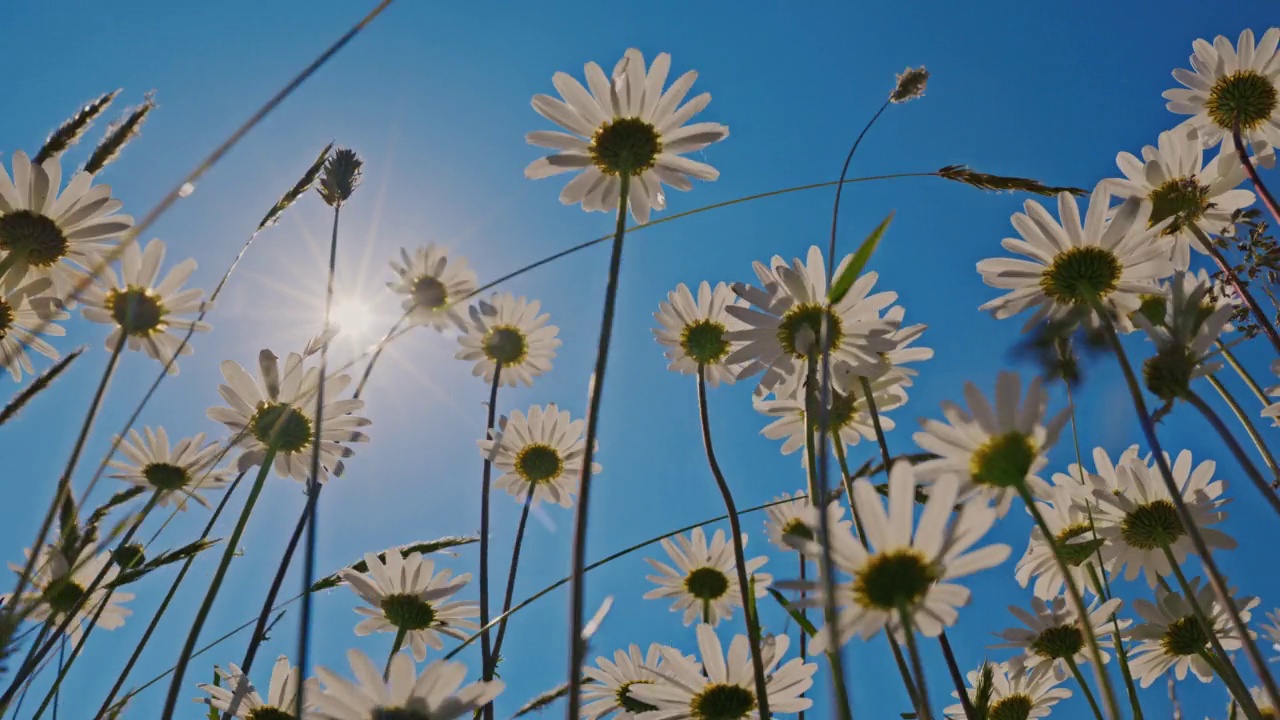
330 297 377 342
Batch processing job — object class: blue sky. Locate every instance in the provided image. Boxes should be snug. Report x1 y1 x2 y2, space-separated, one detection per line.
3 1 1280 718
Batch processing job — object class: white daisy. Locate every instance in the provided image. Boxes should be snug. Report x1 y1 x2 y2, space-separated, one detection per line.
1015 476 1118 602
1089 449 1235 587
310 649 503 720
1 545 133 645
754 368 909 463
1163 29 1280 163
628 624 816 719
782 462 1011 648
0 150 133 296
1107 127 1255 270
107 426 230 510
1261 609 1280 659
0 277 66 381
476 404 597 508
725 245 900 398
338 550 478 662
1135 269 1236 401
80 239 208 371
581 643 674 720
387 244 477 330
912 371 1069 517
762 490 851 552
206 348 371 483
525 48 729 224
1127 576 1258 687
652 281 746 386
976 184 1175 331
946 662 1072 720
1264 360 1280 426
994 596 1127 681
1139 268 1239 332
456 293 560 387
195 655 313 719
643 527 770 627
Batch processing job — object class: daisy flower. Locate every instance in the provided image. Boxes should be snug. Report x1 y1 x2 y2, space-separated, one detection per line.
80 239 208 371
946 662 1072 720
1107 127 1255 270
1015 482 1113 601
387 244 477 330
1135 269 1235 401
525 48 729 224
782 462 1010 648
754 369 908 463
1262 609 1280 659
476 404 597 508
976 184 1175 331
1264 361 1280 426
456 293 560 387
0 277 67 381
195 655 313 719
1163 29 1280 162
762 490 851 552
2 546 133 645
581 643 676 719
338 550 478 662
107 426 230 510
652 281 746 386
994 596 1126 680
0 150 133 296
912 371 1069 517
206 348 371 483
628 624 816 719
310 649 503 720
1089 449 1234 587
1138 268 1239 332
725 245 900 398
1127 576 1258 687
644 527 770 627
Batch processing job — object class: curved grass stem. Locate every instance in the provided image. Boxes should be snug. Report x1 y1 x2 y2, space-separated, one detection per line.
1218 340 1269 406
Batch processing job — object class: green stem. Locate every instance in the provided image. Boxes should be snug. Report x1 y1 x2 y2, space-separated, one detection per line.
159 449 278 718
385 627 407 680
1190 223 1280 355
478 363 503 693
1065 656 1106 720
1218 340 1269 406
1204 375 1280 488
490 490 532 667
1234 128 1280 231
897 604 932 720
565 174 630 720
798 553 808 720
1086 565 1142 720
1186 388 1280 517
1198 648 1260 720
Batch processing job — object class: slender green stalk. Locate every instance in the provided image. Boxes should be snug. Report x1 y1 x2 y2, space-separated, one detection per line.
160 449 278 718
1096 308 1280 712
1234 128 1280 229
566 174 631 720
1190 224 1280 355
798 553 808 720
490 491 534 668
897 605 932 720
1186 389 1280 518
479 364 503 697
1219 341 1269 406
385 628 407 679
1086 565 1143 720
1065 656 1106 720
696 367 772 719
1205 375 1280 486
1199 648 1261 720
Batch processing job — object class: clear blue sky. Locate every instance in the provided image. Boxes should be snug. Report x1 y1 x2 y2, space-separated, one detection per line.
3 1 1279 718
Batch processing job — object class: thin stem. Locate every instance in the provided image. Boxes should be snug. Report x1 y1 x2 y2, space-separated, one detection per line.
826 100 892 266
1065 656 1106 720
1096 308 1280 711
566 174 630 720
696 367 772 720
936 633 976 720
1187 388 1280 515
385 627 407 680
479 364 503 696
490 491 534 667
95 471 247 718
160 449 278 718
859 377 894 471
1190 224 1280 354
897 605 932 720
798 553 807 720
1234 129 1280 227
1218 341 1268 406
1088 565 1143 720
888 633 921 712
1204 375 1280 487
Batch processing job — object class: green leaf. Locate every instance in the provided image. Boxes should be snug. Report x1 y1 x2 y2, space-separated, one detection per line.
829 211 894 304
310 536 479 592
767 588 817 637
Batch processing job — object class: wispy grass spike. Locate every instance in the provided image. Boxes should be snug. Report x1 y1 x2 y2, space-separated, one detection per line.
937 164 1086 197
258 142 335 230
890 66 929 104
84 93 157 175
112 538 221 587
317 147 362 207
0 348 84 426
34 90 120 165
310 535 478 592
512 683 569 718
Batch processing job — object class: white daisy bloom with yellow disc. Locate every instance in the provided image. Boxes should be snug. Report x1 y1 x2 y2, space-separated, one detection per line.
628 624 816 720
1015 481 1114 602
994 596 1127 681
456 293 560 388
108 426 230 510
946 662 1072 720
81 238 208 373
754 368 908 463
195 655 315 719
387 244 477 330
0 150 133 296
652 280 746 386
912 371 1068 517
476 404 597 508
782 463 1010 648
581 643 683 720
207 348 371 483
525 48 729 224
338 550 478 662
1 545 133 645
762 490 851 552
1127 576 1258 687
310 649 503 720
643 527 770 627
0 277 67 381
1135 269 1236 401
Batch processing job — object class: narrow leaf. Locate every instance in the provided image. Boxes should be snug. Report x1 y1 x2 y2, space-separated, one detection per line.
829 212 893 304
311 536 479 592
767 588 817 637
937 164 1086 197
35 90 120 164
513 683 569 717
0 348 84 426
258 142 334 230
